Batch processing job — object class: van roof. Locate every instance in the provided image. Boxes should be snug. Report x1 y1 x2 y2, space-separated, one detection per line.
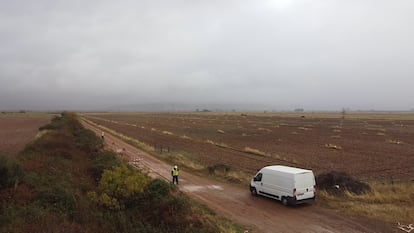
263 165 312 174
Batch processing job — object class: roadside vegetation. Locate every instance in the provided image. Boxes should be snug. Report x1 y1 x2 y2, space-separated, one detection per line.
316 172 414 224
0 112 242 233
318 182 414 224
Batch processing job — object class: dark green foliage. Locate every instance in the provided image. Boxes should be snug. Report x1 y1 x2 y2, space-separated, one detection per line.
162 195 191 226
0 155 22 189
90 151 121 180
316 171 371 195
36 179 76 216
74 128 103 153
38 115 62 131
0 203 47 231
89 166 148 210
145 178 171 200
207 163 231 174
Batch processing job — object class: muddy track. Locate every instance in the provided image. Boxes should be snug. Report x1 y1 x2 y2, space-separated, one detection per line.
81 119 395 233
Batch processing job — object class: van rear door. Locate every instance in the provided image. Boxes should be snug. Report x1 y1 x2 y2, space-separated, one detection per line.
295 172 315 200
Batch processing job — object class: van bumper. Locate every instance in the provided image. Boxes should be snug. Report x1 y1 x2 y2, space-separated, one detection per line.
289 197 315 205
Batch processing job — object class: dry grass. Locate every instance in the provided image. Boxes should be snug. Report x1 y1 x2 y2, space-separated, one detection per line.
366 126 386 132
181 135 192 140
166 153 204 171
297 127 312 131
206 140 215 145
244 147 268 157
325 143 342 150
205 139 230 149
217 129 225 134
226 171 252 185
35 129 50 140
318 181 414 223
388 139 404 145
216 143 230 149
162 131 173 135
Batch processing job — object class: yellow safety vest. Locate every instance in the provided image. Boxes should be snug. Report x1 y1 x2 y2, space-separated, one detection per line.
172 168 179 176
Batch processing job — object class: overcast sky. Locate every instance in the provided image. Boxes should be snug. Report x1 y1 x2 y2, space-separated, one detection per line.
1 0 413 111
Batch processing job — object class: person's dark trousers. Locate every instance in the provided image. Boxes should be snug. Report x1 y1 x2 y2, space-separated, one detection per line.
173 176 178 184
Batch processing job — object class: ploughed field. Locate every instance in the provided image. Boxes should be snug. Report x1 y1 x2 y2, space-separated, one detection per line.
84 112 414 181
0 113 52 156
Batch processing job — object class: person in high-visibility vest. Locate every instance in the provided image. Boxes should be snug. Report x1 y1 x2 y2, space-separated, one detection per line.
171 165 179 184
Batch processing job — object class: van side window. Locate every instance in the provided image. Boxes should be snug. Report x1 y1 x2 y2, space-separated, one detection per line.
254 173 262 182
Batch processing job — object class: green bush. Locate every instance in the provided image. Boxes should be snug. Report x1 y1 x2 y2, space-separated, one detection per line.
0 203 47 231
38 115 62 131
144 195 191 229
38 182 76 216
90 151 121 180
0 155 23 189
207 163 230 175
74 128 103 152
89 166 148 210
145 179 171 201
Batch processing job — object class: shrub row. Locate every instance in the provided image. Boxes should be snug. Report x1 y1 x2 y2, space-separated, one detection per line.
0 112 240 233
0 155 22 189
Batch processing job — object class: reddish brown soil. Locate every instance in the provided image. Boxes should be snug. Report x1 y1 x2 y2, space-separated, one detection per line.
0 114 51 156
82 118 397 233
84 113 414 181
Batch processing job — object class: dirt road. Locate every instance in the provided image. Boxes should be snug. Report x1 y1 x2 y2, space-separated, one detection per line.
82 119 395 233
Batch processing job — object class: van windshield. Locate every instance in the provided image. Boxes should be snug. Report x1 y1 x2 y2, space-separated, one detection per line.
254 173 262 182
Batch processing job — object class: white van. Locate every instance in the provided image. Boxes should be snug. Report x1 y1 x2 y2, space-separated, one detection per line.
250 165 316 205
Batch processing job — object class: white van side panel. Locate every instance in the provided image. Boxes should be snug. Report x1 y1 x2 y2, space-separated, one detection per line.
250 165 316 205
261 173 294 199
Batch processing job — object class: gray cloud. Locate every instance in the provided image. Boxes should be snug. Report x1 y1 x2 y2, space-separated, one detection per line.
1 0 413 111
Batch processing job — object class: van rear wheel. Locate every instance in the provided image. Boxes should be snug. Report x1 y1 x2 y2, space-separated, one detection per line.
250 187 257 196
281 197 288 206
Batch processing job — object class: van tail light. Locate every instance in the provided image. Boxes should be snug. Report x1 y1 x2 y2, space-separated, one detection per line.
293 188 296 196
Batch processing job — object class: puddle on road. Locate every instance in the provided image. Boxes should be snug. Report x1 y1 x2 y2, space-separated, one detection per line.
182 185 204 192
182 185 224 192
209 185 223 190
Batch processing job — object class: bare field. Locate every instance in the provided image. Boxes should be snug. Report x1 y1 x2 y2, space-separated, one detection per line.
0 113 52 156
84 112 414 181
